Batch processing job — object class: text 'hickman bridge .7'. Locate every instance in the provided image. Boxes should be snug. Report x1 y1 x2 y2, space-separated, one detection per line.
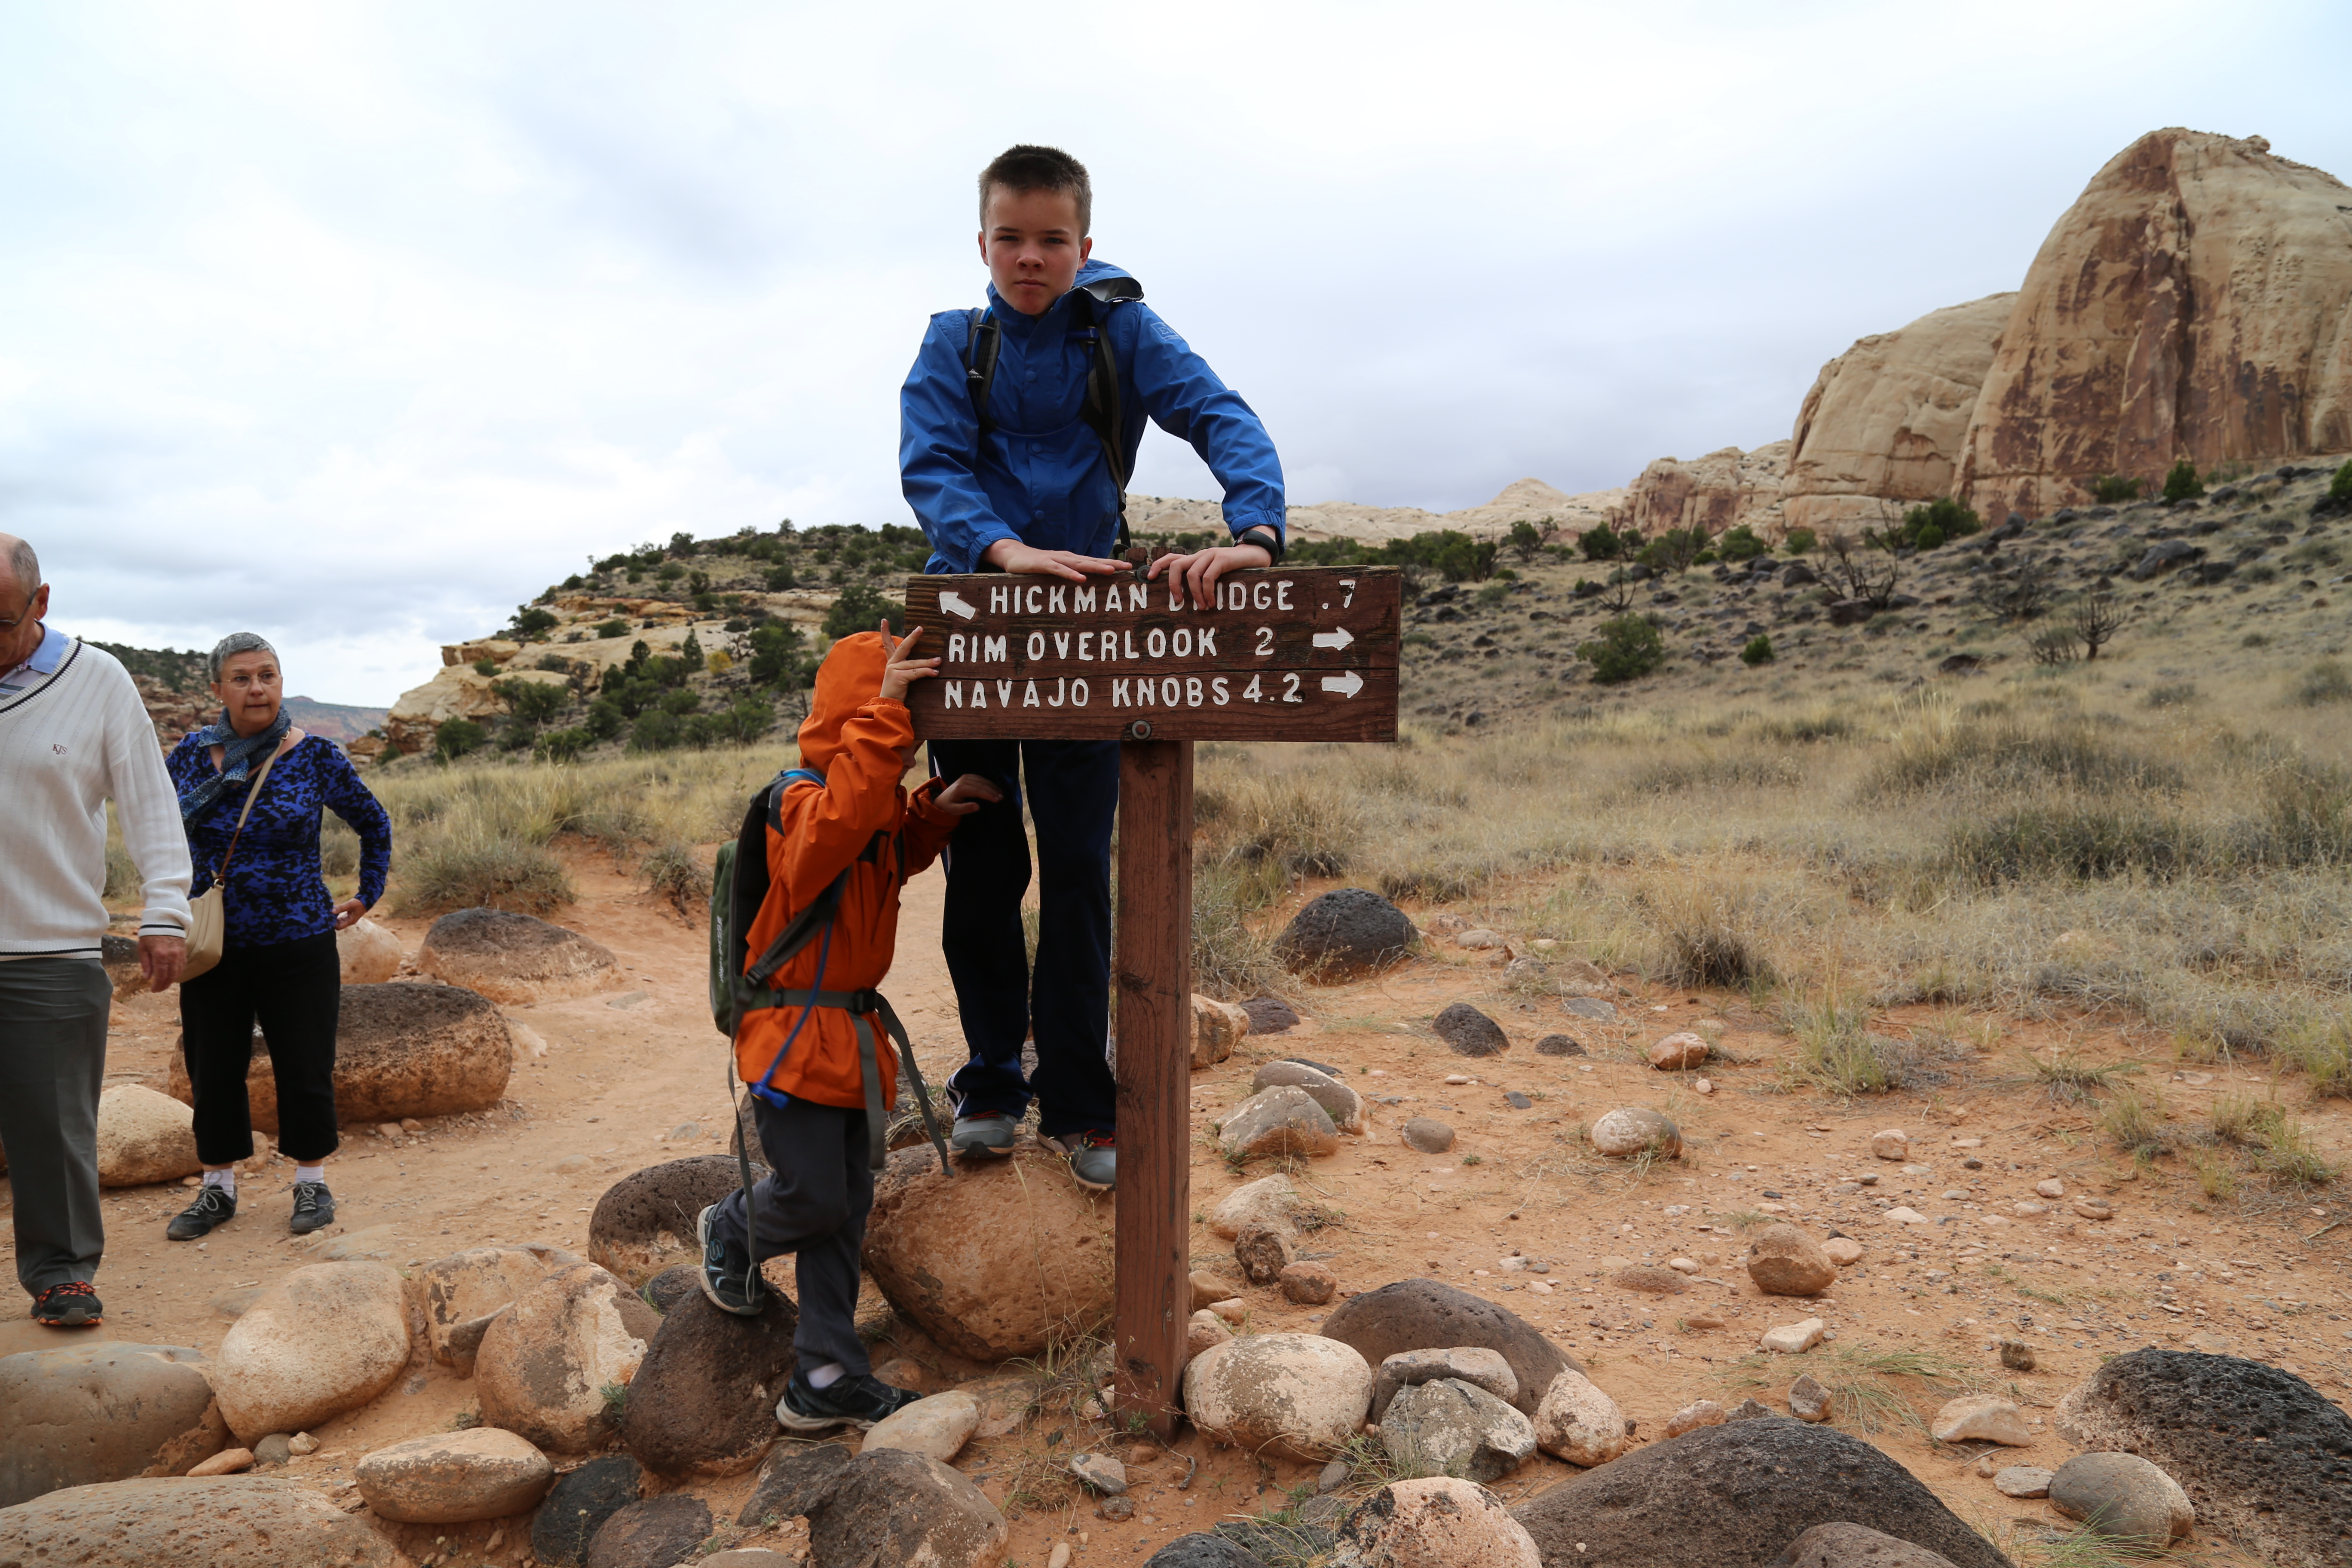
901 565 1400 742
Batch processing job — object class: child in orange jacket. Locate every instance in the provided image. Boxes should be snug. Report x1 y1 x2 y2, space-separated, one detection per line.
699 624 999 1432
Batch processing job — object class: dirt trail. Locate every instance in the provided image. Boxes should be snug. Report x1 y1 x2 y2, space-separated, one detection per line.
6 851 2347 1565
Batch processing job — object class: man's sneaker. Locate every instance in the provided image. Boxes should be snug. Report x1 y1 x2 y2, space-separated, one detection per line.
167 1184 236 1240
289 1181 336 1235
775 1368 922 1432
949 1112 1017 1157
31 1280 103 1328
1069 1132 1116 1192
695 1204 765 1317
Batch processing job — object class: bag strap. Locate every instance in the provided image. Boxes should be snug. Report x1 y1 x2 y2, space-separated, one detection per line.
215 738 287 880
963 308 1001 440
1069 288 1133 555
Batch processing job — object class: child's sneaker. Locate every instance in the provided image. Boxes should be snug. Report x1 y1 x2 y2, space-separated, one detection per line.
775 1368 922 1432
696 1204 765 1317
1067 1132 1116 1192
949 1112 1017 1157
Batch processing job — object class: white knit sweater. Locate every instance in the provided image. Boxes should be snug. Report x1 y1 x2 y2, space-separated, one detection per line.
0 635 192 960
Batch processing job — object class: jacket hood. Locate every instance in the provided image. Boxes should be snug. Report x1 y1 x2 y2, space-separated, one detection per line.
986 258 1142 327
796 631 892 776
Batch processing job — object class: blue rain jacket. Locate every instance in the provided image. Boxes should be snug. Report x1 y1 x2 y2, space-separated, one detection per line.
900 258 1286 574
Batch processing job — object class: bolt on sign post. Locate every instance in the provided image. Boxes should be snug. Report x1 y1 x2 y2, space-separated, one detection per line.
904 559 1401 1434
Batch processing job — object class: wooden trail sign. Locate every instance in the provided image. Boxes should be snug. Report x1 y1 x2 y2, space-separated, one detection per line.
904 565 1401 1435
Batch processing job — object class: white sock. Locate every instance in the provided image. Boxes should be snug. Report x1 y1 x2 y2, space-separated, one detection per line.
806 1362 847 1389
295 1164 325 1184
203 1169 236 1197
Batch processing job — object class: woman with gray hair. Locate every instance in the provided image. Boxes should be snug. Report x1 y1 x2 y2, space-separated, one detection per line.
163 632 392 1240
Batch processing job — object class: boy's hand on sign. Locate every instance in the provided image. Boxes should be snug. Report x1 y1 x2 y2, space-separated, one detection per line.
878 622 941 703
1146 540 1274 608
982 539 1133 582
932 773 1005 816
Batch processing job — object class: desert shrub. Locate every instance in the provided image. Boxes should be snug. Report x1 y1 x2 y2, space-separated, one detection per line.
2142 682 2197 709
630 710 685 754
535 653 570 672
821 582 905 642
2161 458 2205 504
1864 711 2182 799
1578 616 1665 684
2243 561 2280 584
584 698 626 741
2277 1019 2352 1099
1897 496 1981 546
2101 1085 2171 1161
1782 995 1914 1094
640 841 712 917
2329 459 2352 505
1943 805 2197 885
539 726 594 763
1741 634 1775 666
1649 882 1776 989
1637 528 1710 575
1754 710 1852 743
596 618 628 638
1199 772 1363 877
1622 755 1801 794
658 688 702 717
498 677 569 726
472 658 499 677
2244 755 2352 867
1577 524 1636 562
2089 474 2144 503
1781 528 1816 555
393 836 575 916
1913 525 1945 551
2293 658 2352 707
747 622 814 690
1717 525 1767 562
1192 860 1284 1000
435 717 487 763
2030 628 2079 665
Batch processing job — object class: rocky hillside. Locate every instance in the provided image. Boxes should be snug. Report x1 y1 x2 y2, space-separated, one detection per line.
90 640 389 749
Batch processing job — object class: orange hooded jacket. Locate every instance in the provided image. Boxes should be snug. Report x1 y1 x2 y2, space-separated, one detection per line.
731 632 959 1110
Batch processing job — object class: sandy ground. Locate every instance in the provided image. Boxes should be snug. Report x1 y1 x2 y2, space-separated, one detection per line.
6 849 2349 1566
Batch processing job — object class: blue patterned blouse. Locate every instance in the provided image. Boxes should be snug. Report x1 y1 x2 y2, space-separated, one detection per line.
168 734 394 950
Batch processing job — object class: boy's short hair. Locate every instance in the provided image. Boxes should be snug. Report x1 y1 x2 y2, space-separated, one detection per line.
978 144 1091 236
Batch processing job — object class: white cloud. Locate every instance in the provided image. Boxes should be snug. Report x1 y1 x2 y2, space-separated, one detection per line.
3 0 2346 701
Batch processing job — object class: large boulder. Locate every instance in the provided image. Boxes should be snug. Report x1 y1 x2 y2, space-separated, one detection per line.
164 980 513 1129
1781 293 2016 536
2054 1348 2343 1565
1531 1368 1628 1467
1194 995 1249 1069
1274 889 1418 980
0 1343 225 1507
1954 129 2352 522
1508 1416 2015 1568
1209 1174 1304 1240
210 1262 411 1446
530 1455 644 1567
1330 1477 1541 1568
94 1085 203 1188
337 916 404 984
587 1494 711 1568
863 1144 1114 1361
2048 1452 2193 1544
1781 1523 1967 1568
1183 1333 1373 1462
736 1442 854 1528
0 1475 397 1565
1322 1280 1573 1418
1250 1060 1363 1134
1746 1225 1838 1297
415 1242 581 1376
475 1262 662 1454
417 908 620 1005
620 1289 799 1477
803 1448 1009 1568
1219 1086 1340 1160
1380 1378 1537 1484
353 1427 556 1523
1370 1347 1518 1423
863 1390 981 1465
589 1156 757 1288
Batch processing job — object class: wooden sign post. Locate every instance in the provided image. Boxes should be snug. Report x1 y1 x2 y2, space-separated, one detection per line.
904 564 1400 1435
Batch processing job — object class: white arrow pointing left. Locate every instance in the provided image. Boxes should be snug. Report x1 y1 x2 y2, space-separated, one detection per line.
1311 627 1354 651
1320 669 1364 698
937 591 978 621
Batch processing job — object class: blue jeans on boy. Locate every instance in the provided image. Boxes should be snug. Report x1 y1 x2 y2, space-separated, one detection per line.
930 737 1118 1140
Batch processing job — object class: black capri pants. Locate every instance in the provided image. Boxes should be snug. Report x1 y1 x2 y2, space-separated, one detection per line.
178 930 342 1165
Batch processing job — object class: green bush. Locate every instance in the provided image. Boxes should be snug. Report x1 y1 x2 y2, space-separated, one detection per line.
2162 458 2205 504
1781 528 1816 555
629 710 685 753
2294 659 2352 707
822 582 907 641
1717 525 1767 562
2331 459 2352 505
1914 524 1945 551
472 658 499 677
1740 634 1775 665
657 688 701 717
1577 524 1639 562
1637 527 1709 575
765 564 797 592
747 622 814 689
2090 473 2144 504
534 653 570 672
538 726 594 763
511 607 559 637
584 696 625 740
496 677 569 726
595 619 628 638
434 717 487 763
1577 616 1665 684
679 631 705 674
1507 519 1550 561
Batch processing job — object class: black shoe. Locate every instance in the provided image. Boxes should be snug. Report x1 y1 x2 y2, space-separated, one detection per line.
289 1180 335 1235
695 1204 764 1317
31 1280 103 1328
167 1185 236 1240
775 1368 922 1432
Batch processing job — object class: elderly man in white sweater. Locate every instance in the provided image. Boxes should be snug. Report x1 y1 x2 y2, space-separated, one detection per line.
0 533 192 1329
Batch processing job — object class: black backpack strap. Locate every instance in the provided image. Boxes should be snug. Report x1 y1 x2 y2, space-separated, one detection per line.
1069 288 1133 555
963 307 1001 440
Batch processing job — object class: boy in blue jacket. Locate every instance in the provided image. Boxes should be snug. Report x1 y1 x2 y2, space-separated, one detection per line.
900 144 1286 1190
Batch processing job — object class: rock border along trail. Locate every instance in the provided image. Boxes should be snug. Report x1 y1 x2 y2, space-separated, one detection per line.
4 847 2346 1566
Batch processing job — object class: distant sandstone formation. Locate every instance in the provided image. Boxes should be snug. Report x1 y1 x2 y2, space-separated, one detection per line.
1618 443 1789 542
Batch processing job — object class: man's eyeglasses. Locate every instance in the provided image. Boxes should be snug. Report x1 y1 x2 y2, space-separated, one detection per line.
0 598 38 634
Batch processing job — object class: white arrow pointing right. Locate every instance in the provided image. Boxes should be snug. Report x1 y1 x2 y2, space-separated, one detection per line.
937 590 978 621
1320 669 1364 698
1311 626 1354 651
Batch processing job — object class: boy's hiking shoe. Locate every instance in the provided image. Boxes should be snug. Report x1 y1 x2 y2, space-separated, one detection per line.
289 1181 336 1235
1068 1133 1116 1192
31 1281 103 1328
696 1204 766 1317
775 1368 922 1432
949 1112 1017 1157
167 1184 236 1240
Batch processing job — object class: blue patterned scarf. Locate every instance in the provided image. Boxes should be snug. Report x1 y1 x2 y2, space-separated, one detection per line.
181 707 292 822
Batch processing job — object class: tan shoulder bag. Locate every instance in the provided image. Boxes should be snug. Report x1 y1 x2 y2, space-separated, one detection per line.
179 742 285 985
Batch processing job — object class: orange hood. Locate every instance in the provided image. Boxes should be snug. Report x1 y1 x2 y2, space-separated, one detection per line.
796 631 892 775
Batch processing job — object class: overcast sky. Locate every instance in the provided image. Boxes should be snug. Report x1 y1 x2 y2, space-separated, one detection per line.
6 2 2349 705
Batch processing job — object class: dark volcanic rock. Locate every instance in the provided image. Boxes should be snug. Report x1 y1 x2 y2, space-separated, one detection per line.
1432 1003 1509 1057
804 1448 1008 1567
587 1494 712 1568
621 1289 799 1477
2054 1348 2351 1568
1321 1279 1574 1419
1241 998 1301 1034
589 1155 763 1287
1781 1522 1965 1568
1509 1416 2012 1568
1274 889 1418 980
640 1265 700 1315
1534 1034 1586 1057
737 1442 854 1527
530 1455 645 1568
1146 1534 1273 1568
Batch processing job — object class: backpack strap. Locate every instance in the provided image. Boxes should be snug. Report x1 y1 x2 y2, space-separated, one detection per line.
1068 287 1133 556
963 308 1001 441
